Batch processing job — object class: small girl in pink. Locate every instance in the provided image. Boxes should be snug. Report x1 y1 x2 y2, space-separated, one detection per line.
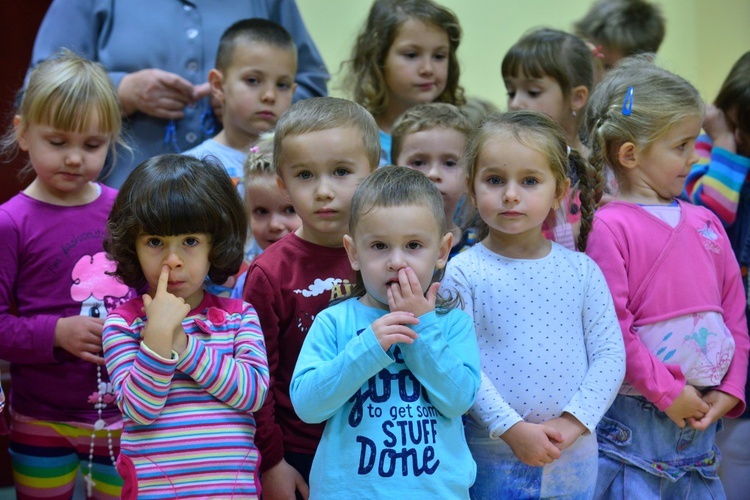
585 57 750 498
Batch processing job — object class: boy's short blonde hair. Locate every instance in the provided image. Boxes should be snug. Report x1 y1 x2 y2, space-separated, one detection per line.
390 103 472 164
573 0 665 56
273 97 380 173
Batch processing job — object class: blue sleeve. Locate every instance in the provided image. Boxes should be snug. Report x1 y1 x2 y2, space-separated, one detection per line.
266 0 329 99
31 0 129 88
290 310 393 424
398 310 481 418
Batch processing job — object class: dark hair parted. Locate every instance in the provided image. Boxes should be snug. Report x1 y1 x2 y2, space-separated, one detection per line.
105 154 247 289
345 0 465 117
573 0 665 56
715 51 750 134
502 28 595 99
215 18 296 73
465 111 602 251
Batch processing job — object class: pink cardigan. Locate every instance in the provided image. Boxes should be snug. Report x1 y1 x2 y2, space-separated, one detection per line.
586 200 749 417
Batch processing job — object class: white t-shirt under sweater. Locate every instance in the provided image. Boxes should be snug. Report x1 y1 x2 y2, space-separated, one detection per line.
441 242 624 475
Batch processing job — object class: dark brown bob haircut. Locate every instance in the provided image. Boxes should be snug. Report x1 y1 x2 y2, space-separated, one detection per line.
105 154 247 289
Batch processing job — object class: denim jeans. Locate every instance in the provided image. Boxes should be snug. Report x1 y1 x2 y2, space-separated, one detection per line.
595 394 726 499
468 428 597 499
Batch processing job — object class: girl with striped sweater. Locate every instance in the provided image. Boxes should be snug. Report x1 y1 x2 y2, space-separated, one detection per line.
102 154 269 499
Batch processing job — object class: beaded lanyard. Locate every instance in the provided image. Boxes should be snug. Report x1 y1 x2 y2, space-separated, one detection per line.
83 361 117 497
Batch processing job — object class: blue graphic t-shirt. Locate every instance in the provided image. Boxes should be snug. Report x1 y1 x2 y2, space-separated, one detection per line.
290 298 480 499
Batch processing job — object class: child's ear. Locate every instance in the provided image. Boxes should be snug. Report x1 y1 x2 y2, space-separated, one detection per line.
570 85 589 116
342 234 360 271
13 115 29 151
208 69 225 102
618 142 638 170
435 231 454 270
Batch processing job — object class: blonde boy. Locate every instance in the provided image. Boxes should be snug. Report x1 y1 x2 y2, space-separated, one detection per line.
392 103 475 256
243 97 380 499
185 18 297 186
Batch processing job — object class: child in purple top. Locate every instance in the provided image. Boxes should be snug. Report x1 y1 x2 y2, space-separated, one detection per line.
0 52 135 499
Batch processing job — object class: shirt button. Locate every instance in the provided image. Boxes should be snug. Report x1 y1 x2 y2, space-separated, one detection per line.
186 132 198 143
186 28 199 39
186 60 198 72
183 4 192 11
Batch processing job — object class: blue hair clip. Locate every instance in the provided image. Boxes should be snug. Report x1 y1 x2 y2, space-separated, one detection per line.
622 86 634 116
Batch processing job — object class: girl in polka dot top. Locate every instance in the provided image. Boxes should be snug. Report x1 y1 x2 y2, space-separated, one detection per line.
442 111 625 499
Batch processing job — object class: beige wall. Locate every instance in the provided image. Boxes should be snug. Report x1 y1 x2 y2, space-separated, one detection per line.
297 0 750 108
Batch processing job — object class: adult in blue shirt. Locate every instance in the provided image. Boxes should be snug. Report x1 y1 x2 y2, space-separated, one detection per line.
31 0 329 187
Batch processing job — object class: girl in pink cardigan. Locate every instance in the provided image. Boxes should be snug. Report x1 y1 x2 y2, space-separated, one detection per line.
585 57 750 499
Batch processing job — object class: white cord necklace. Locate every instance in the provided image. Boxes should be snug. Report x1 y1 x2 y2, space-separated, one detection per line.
83 361 117 497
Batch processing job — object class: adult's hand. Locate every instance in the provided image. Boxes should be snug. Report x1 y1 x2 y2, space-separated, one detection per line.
118 69 197 119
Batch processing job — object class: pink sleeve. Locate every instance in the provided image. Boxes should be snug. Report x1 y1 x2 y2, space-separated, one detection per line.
714 221 749 417
586 218 686 411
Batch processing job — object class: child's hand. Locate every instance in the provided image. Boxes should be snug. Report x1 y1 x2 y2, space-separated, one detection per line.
387 267 439 317
54 315 105 365
501 421 563 467
703 104 737 153
141 265 190 357
688 390 739 431
260 459 309 500
372 311 419 351
544 412 587 451
664 384 710 428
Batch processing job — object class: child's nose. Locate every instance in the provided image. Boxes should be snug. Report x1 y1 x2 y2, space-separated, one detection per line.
508 94 524 111
419 57 434 77
261 85 276 103
426 164 442 182
314 178 334 200
164 249 183 268
503 183 520 202
65 150 83 166
387 250 407 271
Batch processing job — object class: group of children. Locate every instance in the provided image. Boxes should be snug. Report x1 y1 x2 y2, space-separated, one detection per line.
1 0 749 498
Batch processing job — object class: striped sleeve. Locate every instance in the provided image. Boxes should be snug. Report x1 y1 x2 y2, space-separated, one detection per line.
176 303 269 412
684 136 750 225
103 315 177 425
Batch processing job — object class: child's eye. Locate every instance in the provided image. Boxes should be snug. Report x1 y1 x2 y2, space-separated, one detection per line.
184 237 199 247
409 160 427 168
528 90 541 98
333 167 350 176
85 142 103 150
297 171 313 180
433 53 447 61
402 51 418 59
372 242 386 250
145 237 162 248
253 207 270 217
283 205 297 215
406 242 422 250
522 177 539 186
277 81 292 90
444 159 458 168
487 176 503 185
49 140 65 147
245 77 259 85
